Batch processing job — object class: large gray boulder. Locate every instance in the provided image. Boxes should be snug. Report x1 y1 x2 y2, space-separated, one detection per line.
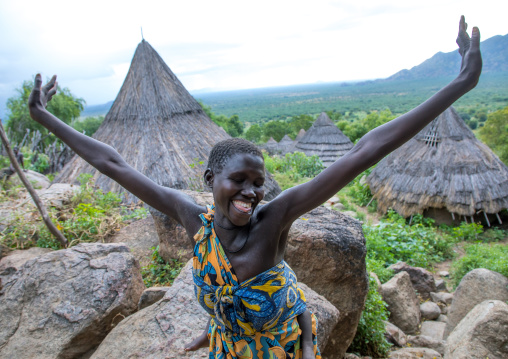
381 271 421 334
389 347 442 358
0 243 145 359
154 190 369 358
91 260 340 358
444 268 508 338
444 300 508 359
388 262 437 300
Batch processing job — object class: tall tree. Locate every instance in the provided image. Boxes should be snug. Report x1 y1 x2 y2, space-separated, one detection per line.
479 106 508 164
6 77 85 143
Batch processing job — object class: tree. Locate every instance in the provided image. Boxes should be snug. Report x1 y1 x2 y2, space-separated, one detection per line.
72 116 105 136
263 120 287 142
479 106 508 164
245 124 262 143
6 77 85 144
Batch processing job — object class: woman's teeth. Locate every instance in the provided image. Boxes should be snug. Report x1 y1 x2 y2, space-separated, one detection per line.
232 200 252 213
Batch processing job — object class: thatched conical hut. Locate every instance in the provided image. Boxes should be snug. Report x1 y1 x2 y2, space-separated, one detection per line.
55 40 281 201
263 137 278 156
277 135 294 155
295 129 306 142
366 106 508 224
293 112 353 167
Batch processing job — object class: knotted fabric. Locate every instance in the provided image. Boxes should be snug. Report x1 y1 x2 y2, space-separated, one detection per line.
192 204 321 358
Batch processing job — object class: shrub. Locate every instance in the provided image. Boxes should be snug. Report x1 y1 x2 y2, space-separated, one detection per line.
263 151 323 189
141 246 184 287
450 243 508 287
348 274 392 357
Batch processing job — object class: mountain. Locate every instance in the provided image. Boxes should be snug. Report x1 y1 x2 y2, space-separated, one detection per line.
386 33 508 81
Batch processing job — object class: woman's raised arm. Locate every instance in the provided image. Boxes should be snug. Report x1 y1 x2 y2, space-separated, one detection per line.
28 74 202 232
272 16 482 225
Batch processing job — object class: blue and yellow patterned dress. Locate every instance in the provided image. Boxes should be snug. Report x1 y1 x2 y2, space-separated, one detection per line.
192 204 321 358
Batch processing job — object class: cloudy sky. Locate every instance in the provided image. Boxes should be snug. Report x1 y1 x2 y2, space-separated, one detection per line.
1 0 506 119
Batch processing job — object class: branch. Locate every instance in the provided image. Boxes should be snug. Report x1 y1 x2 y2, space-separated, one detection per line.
0 120 68 247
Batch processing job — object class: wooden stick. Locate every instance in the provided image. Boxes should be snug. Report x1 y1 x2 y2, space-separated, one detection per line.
0 121 68 248
496 213 502 225
483 211 491 227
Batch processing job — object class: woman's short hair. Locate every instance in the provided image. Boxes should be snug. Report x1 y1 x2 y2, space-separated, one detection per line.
207 138 263 174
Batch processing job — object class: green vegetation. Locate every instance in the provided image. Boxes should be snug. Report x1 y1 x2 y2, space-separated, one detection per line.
200 102 244 137
451 243 508 287
0 174 147 249
141 246 184 287
6 77 85 145
263 152 323 190
348 274 391 358
479 106 508 164
72 116 105 136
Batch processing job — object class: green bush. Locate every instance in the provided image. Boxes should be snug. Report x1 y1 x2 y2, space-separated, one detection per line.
141 246 184 287
263 151 323 189
364 210 455 269
348 275 392 357
450 243 508 287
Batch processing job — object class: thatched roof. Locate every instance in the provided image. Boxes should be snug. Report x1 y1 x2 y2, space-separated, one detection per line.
293 112 353 167
55 40 280 202
277 135 294 155
366 106 508 217
263 137 278 155
295 129 306 141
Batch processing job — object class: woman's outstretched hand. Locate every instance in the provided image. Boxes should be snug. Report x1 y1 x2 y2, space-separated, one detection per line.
28 74 57 118
456 16 482 91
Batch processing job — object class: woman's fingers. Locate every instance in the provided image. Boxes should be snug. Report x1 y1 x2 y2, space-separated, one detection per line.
456 16 471 56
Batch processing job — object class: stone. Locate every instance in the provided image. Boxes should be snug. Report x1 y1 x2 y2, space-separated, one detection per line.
435 279 447 292
407 335 445 355
0 243 145 359
420 321 446 341
0 247 53 274
444 268 508 338
381 271 420 334
420 301 441 320
438 271 449 278
445 300 508 359
155 190 369 358
344 354 360 359
91 260 341 358
107 215 159 268
388 347 442 358
138 286 171 311
384 321 407 347
430 292 453 305
10 169 51 189
436 314 448 323
388 262 436 300
35 183 80 209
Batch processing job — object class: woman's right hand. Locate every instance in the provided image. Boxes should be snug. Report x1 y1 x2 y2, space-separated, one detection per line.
28 74 58 117
456 16 482 91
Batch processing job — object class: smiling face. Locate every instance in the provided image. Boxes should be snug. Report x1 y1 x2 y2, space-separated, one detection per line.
207 153 265 227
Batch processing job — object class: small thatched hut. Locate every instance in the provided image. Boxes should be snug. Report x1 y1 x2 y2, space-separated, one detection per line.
366 106 508 225
263 137 278 156
293 112 354 167
55 40 281 201
277 135 294 155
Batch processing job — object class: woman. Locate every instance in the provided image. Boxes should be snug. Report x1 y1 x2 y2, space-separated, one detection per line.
28 16 481 358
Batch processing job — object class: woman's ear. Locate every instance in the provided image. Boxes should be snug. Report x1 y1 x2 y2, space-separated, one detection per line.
203 169 214 188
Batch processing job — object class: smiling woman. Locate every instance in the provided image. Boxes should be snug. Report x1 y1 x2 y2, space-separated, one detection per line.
27 15 481 359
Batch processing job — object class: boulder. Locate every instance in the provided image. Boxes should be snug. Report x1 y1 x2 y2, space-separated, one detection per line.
435 279 447 292
35 183 80 209
389 347 442 358
91 260 341 358
0 243 145 359
444 268 508 338
0 247 53 274
445 300 508 359
154 190 369 358
420 301 441 320
407 335 445 355
388 262 436 300
138 286 171 311
381 271 420 334
430 292 453 305
420 321 446 341
384 321 407 347
436 314 448 323
10 169 51 189
107 215 159 268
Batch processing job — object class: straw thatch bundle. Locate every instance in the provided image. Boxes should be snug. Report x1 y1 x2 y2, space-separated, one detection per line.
366 106 508 218
293 112 353 167
55 40 280 202
277 135 294 155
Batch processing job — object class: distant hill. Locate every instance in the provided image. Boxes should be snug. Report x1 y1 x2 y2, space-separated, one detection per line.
386 33 508 81
82 33 508 121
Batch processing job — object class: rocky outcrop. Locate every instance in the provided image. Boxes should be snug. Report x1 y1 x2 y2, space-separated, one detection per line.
91 260 340 358
0 247 53 274
444 268 508 338
444 300 508 359
388 262 437 300
138 286 170 311
407 335 445 355
420 301 441 320
389 347 442 358
381 271 421 334
0 243 145 359
107 215 159 268
384 321 407 347
154 190 368 358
